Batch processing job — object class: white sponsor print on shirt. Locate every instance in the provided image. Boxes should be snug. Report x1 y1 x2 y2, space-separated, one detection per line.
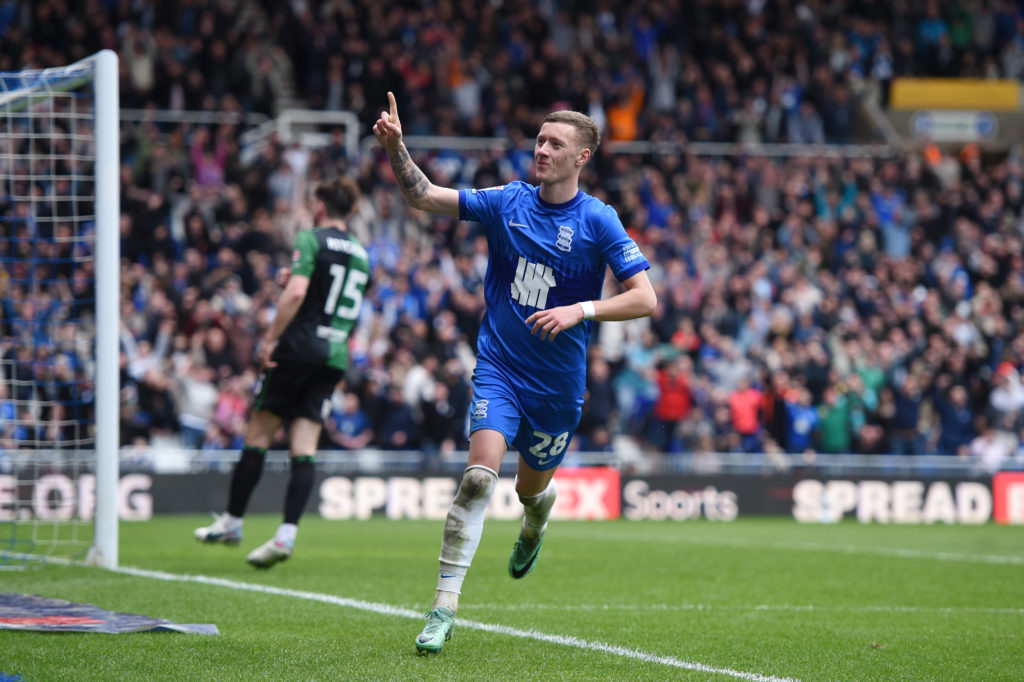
510 256 556 309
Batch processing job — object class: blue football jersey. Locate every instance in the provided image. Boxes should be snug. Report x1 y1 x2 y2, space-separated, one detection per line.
459 180 650 401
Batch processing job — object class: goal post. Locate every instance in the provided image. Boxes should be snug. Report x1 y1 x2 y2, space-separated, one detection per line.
0 50 119 569
92 49 120 570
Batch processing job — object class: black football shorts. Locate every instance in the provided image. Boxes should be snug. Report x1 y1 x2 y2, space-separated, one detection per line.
252 361 345 424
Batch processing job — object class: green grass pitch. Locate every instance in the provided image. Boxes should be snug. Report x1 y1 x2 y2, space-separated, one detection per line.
1 516 1022 681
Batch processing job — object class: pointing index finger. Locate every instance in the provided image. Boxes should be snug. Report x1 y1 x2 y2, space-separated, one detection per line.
388 91 397 118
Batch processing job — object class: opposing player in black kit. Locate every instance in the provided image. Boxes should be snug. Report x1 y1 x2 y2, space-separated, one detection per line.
195 177 371 568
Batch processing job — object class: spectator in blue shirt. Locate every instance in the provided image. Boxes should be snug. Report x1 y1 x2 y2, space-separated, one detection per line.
890 375 924 455
936 384 977 457
326 392 373 451
785 387 820 454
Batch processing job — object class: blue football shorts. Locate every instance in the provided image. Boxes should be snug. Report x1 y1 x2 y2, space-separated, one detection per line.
468 361 582 471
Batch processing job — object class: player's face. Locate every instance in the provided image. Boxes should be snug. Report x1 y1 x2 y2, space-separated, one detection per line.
534 122 588 184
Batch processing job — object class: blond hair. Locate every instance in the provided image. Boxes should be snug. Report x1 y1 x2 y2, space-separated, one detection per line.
543 110 600 153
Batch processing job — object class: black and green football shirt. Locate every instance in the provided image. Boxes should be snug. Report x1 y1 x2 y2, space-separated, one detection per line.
274 226 371 370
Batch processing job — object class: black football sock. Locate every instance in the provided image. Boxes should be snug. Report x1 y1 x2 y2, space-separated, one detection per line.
283 456 316 525
226 446 267 518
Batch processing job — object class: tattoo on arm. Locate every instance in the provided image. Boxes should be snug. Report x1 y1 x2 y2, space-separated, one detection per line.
390 144 429 200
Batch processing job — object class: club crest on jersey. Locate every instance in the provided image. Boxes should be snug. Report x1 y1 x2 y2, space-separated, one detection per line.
556 225 574 252
472 399 489 420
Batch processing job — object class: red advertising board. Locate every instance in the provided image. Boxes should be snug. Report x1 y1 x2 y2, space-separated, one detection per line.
551 467 621 520
993 472 1024 524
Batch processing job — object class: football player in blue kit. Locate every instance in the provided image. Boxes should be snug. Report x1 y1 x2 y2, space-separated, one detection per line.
374 92 657 653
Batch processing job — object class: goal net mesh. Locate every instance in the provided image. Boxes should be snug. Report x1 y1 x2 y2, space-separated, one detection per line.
0 59 104 567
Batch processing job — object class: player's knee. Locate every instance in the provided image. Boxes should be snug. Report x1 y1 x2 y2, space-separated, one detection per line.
456 466 497 504
518 479 557 505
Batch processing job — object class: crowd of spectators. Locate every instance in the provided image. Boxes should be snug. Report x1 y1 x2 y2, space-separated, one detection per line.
5 1 1024 145
3 1 1024 475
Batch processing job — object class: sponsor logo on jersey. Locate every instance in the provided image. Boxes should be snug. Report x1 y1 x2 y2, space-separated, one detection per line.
511 256 556 309
472 399 489 420
556 225 574 252
508 217 529 229
316 325 350 343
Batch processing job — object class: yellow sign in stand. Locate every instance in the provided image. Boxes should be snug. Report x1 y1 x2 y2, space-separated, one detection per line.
890 78 1021 112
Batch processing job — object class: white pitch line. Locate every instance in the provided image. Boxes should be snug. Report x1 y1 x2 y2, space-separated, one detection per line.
462 603 1024 615
792 542 1024 566
113 564 798 682
553 530 1024 566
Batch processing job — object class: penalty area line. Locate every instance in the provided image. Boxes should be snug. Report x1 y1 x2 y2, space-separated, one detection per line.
113 564 798 682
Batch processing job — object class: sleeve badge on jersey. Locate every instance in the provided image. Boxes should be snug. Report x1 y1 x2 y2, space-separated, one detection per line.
622 241 642 262
291 249 301 265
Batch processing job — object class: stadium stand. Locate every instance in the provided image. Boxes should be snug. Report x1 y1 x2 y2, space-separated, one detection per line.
3 0 1024 474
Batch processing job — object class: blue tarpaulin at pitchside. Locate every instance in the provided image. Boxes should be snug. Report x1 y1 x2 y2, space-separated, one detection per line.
0 593 218 634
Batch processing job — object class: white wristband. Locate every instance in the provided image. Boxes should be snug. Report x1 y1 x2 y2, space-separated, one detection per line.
579 300 596 321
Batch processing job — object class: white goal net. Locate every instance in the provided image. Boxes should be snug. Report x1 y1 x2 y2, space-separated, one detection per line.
0 51 119 569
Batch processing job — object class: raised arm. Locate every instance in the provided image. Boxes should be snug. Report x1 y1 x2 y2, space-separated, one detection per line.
373 91 460 217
